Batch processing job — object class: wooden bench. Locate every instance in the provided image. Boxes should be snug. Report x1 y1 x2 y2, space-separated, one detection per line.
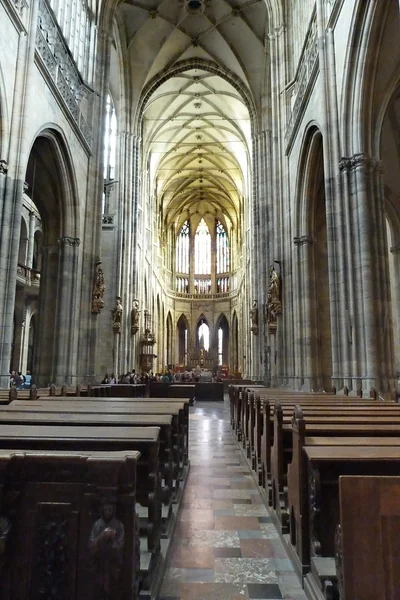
10 397 189 470
336 475 400 600
91 384 146 398
261 398 394 497
302 447 400 600
0 424 161 557
0 410 175 507
0 387 17 405
0 449 141 599
287 408 400 577
271 405 400 529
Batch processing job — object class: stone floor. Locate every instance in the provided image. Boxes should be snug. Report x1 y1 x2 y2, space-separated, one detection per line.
159 399 307 600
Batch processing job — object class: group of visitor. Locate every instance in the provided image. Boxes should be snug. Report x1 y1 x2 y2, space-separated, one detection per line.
9 370 32 389
101 370 149 385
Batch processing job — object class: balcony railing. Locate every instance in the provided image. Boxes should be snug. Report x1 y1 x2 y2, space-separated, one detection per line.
17 263 41 286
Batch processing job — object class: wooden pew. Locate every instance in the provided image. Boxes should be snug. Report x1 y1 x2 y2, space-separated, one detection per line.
0 410 175 506
0 424 161 558
0 449 141 599
336 475 400 600
260 398 395 500
0 387 17 405
302 447 400 600
287 407 400 578
91 384 146 398
10 398 189 470
271 404 400 529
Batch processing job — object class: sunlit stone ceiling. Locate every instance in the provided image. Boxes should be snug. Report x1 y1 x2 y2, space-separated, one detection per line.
117 0 268 232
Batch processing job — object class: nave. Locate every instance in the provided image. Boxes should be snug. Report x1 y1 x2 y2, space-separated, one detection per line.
160 400 306 600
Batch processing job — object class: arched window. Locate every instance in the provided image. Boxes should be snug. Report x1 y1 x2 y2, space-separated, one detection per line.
103 94 117 213
216 220 229 273
49 0 94 78
104 94 117 181
218 327 223 366
198 321 210 351
176 221 189 274
195 218 211 274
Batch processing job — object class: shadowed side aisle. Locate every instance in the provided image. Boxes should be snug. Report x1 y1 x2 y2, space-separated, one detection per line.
159 400 306 600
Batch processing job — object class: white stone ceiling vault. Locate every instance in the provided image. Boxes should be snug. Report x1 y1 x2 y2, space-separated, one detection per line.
116 0 268 236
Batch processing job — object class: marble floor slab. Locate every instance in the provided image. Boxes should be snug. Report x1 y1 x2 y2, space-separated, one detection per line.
159 400 306 600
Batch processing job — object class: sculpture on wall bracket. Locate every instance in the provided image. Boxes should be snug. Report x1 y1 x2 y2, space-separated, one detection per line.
111 296 123 333
250 300 259 335
266 264 282 333
131 299 139 335
91 262 105 314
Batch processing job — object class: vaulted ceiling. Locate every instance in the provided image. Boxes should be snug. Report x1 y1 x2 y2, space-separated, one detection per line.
115 0 268 235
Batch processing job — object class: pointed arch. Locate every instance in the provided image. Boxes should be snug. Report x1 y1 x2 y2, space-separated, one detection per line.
166 311 173 367
216 313 229 368
24 128 80 385
231 310 239 375
176 313 190 367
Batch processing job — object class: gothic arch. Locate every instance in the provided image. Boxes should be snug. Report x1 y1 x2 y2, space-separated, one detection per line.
231 310 239 374
26 125 80 238
340 0 396 154
294 123 324 236
24 128 80 385
216 313 229 368
176 313 190 367
0 61 9 153
135 58 259 135
166 311 173 365
293 126 332 390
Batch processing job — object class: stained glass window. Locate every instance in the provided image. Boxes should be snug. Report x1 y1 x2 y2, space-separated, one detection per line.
176 221 190 276
104 94 117 180
218 327 223 366
198 322 210 352
195 218 211 274
216 220 229 273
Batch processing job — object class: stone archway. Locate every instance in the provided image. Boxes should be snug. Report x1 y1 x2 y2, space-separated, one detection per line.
24 130 80 385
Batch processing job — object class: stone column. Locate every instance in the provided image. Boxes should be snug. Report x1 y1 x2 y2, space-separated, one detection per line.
340 154 396 392
80 26 113 383
53 236 81 385
390 244 400 373
293 236 315 389
0 0 40 388
26 211 36 268
34 244 59 385
117 131 135 372
211 229 217 293
189 231 195 293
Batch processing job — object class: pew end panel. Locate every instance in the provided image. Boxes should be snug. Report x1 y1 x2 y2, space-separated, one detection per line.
0 450 141 600
337 475 400 600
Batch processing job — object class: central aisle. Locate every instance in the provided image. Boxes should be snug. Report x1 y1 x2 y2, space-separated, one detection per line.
160 400 306 600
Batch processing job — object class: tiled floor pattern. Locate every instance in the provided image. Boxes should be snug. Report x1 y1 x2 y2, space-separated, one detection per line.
159 400 306 600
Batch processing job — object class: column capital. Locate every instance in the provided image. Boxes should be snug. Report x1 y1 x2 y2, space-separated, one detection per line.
267 23 286 41
339 153 383 174
0 159 8 175
293 235 315 246
58 236 81 247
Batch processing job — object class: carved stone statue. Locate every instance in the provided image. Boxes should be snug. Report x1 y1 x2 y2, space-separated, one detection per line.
88 497 125 600
111 296 123 333
131 299 139 335
250 299 258 335
92 262 106 314
266 265 282 332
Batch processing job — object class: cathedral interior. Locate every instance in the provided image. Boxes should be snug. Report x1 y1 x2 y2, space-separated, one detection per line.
0 0 399 393
0 2 400 599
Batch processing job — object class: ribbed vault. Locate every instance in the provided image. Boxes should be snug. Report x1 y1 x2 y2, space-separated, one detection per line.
115 0 268 235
